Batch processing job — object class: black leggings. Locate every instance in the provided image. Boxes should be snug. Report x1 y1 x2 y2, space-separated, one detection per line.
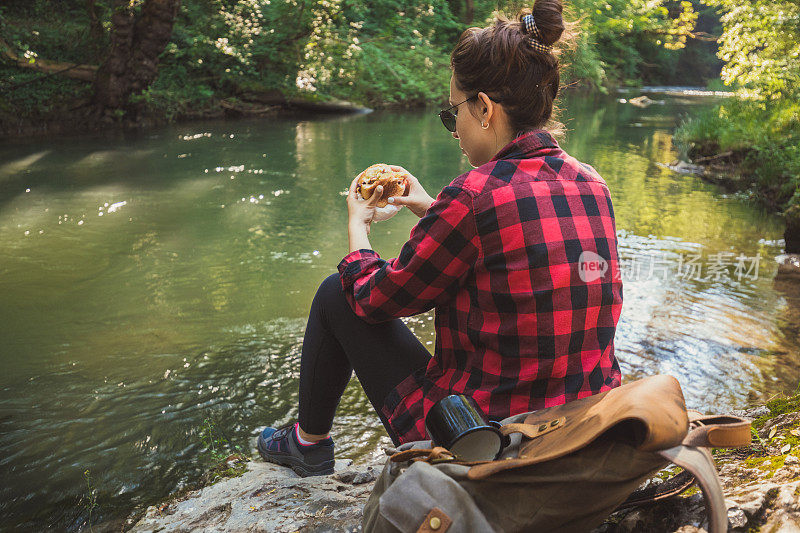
298 273 432 445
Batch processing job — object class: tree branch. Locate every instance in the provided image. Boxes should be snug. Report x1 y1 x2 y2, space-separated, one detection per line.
688 31 720 42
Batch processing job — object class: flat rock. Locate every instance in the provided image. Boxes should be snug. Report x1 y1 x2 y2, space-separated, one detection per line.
130 407 800 533
129 458 383 533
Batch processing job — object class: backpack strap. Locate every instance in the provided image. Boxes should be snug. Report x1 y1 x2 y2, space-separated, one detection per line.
499 417 565 439
391 447 457 464
682 415 752 448
616 414 750 533
657 445 727 533
615 446 726 533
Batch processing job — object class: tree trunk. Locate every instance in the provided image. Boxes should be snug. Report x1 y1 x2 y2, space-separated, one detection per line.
93 0 180 112
129 0 181 95
93 0 136 110
785 204 800 254
463 0 474 24
87 0 105 60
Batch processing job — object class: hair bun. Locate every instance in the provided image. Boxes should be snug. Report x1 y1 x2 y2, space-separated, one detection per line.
521 0 564 47
450 0 569 134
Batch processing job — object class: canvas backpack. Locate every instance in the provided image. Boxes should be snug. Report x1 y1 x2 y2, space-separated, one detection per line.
362 374 752 533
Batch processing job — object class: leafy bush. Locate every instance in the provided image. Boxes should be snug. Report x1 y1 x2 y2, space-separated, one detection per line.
0 66 92 117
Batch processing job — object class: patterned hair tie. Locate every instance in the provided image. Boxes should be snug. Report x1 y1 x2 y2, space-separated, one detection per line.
522 14 552 54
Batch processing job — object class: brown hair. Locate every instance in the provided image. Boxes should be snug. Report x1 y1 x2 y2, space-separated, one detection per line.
450 0 570 135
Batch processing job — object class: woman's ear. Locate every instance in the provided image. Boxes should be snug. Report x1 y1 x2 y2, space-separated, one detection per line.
477 91 494 123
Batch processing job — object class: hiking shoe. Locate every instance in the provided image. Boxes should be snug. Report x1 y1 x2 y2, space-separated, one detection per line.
257 423 334 477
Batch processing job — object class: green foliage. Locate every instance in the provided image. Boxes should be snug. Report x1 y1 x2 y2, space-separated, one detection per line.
0 66 92 117
562 29 607 91
703 0 800 98
496 0 702 88
0 0 714 121
0 1 106 64
676 0 800 220
675 97 800 211
197 416 249 484
133 0 464 110
751 424 768 446
566 0 699 86
199 416 245 462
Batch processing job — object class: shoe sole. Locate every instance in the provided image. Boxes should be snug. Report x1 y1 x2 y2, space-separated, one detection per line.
257 437 334 477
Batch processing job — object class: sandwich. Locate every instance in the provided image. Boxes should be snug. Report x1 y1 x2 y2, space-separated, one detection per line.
356 164 409 208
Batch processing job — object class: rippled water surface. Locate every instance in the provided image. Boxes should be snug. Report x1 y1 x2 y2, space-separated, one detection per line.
1 92 798 530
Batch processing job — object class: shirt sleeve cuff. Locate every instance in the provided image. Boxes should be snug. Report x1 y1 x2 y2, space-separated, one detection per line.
337 248 381 287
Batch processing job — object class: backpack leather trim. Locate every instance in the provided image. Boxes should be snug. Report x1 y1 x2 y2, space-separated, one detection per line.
416 507 452 533
467 375 688 480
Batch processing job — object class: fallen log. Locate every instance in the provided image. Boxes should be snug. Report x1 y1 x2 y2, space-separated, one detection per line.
0 37 97 82
693 150 734 163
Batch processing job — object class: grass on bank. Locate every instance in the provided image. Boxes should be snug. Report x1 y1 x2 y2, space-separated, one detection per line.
674 97 800 215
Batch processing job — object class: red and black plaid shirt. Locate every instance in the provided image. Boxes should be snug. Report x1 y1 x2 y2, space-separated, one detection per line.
338 130 623 443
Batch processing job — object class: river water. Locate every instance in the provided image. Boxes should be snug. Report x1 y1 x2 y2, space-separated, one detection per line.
1 92 798 530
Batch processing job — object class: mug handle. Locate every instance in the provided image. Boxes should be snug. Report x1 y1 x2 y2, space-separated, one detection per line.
489 420 511 455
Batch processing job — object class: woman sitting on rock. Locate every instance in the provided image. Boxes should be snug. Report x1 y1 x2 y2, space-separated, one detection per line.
257 0 624 477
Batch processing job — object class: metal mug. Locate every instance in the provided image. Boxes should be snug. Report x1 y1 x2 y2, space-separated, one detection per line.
425 394 506 461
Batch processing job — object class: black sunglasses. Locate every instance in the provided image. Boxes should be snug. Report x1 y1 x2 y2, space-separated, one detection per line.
437 94 503 133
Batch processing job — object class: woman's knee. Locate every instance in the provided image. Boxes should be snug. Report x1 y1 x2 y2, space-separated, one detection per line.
318 272 343 297
312 273 348 313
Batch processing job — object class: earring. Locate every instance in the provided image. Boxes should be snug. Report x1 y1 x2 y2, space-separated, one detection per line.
481 122 489 130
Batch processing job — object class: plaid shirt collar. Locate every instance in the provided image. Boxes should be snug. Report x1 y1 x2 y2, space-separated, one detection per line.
491 130 560 162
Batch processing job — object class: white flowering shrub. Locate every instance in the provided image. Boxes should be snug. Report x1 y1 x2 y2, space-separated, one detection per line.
292 0 361 95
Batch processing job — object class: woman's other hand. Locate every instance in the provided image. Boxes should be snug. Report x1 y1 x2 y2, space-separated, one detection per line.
346 175 383 235
385 166 435 218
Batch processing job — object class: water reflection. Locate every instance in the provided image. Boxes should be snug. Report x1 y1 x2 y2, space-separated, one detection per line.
0 94 795 531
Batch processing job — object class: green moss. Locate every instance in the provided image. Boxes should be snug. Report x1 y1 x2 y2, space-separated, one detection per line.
207 461 249 484
784 433 800 449
743 455 787 479
654 465 683 480
752 394 800 430
681 485 700 497
197 452 251 487
766 395 800 417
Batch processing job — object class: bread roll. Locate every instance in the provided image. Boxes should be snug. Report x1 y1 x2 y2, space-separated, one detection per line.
356 164 408 208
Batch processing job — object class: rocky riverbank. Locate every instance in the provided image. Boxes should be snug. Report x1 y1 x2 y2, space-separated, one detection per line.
126 398 800 532
0 95 373 140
